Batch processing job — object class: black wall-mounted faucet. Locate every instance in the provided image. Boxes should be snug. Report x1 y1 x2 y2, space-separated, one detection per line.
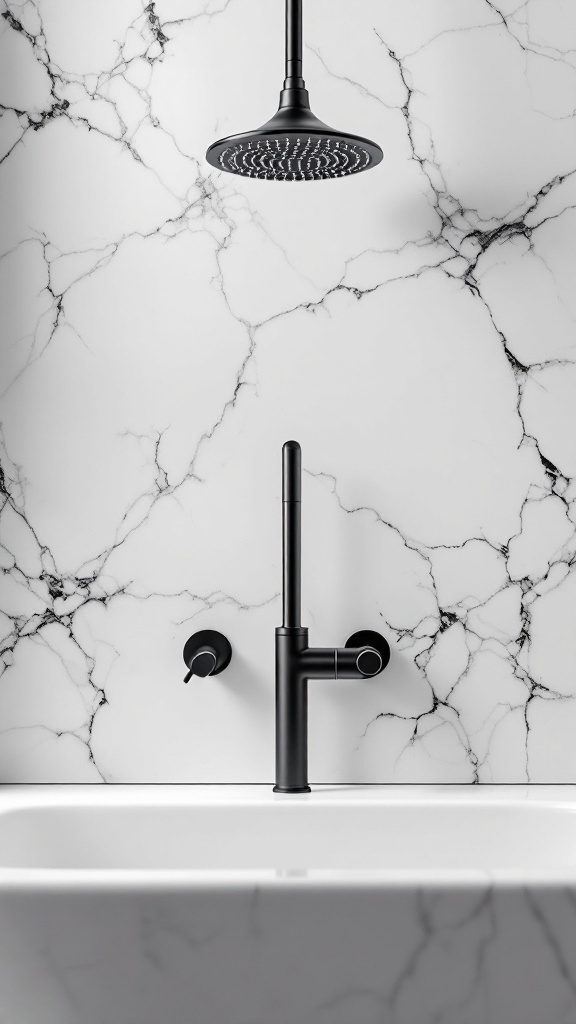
274 441 390 793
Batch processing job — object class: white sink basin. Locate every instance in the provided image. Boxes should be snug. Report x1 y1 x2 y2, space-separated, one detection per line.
1 785 575 1024
0 787 575 877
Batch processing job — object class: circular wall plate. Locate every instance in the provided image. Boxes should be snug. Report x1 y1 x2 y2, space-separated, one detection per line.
183 630 232 676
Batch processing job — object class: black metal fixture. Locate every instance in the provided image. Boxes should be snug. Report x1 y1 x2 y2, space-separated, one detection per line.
183 630 232 682
274 441 390 793
206 0 383 181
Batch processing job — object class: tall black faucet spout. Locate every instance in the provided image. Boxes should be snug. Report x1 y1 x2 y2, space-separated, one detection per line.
274 440 390 793
282 440 302 629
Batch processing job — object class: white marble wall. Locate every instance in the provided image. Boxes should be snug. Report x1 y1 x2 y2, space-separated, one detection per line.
0 0 575 782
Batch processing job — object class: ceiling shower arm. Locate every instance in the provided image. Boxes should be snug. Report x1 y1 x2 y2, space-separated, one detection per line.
280 0 309 111
285 0 303 84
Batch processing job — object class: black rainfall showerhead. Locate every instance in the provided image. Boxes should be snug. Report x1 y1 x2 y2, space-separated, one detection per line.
206 0 383 182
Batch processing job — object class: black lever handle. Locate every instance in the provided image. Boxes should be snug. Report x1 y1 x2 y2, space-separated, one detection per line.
183 630 232 683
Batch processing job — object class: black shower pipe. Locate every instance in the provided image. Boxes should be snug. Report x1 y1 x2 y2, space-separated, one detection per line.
285 0 303 83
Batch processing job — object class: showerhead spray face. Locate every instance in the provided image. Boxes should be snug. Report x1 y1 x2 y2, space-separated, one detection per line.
206 0 383 181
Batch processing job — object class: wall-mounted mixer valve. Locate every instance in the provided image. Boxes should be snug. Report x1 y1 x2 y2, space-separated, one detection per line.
182 630 232 683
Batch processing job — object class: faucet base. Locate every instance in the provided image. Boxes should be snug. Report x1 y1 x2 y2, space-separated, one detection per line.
273 785 311 794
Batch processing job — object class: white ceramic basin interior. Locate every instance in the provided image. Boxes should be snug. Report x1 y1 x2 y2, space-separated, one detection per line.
1 794 576 872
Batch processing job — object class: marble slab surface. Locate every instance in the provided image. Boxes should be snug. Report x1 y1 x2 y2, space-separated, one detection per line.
0 0 575 782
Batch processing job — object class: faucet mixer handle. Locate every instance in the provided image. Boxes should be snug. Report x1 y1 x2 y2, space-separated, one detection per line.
182 630 232 683
344 630 391 677
184 646 217 681
355 646 383 677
